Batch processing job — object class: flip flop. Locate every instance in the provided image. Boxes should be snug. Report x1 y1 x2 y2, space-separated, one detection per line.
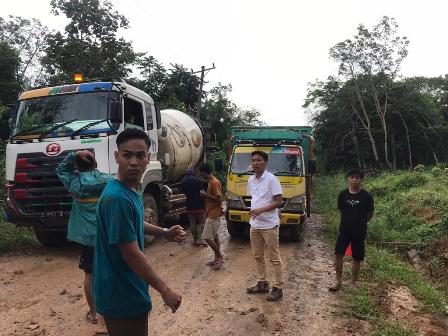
95 329 109 335
212 262 223 270
206 260 217 266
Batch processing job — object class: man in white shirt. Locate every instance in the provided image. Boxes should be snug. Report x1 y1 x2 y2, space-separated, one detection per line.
246 150 284 301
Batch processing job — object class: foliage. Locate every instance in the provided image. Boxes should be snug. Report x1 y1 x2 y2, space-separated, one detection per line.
315 172 447 334
413 164 425 172
0 15 49 89
306 17 448 172
43 0 139 83
0 220 40 253
0 42 21 104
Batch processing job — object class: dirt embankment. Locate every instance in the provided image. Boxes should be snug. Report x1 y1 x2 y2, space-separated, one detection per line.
0 215 358 335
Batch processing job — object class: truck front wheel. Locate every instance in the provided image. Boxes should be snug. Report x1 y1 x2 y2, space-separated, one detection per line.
34 229 67 247
289 224 304 242
144 194 160 227
227 220 244 238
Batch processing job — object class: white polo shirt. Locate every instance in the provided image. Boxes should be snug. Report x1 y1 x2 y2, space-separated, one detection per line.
247 170 283 229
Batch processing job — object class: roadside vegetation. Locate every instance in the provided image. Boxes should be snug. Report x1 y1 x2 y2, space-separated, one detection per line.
315 170 448 335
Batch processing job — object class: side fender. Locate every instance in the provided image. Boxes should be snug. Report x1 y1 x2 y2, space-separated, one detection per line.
141 160 163 191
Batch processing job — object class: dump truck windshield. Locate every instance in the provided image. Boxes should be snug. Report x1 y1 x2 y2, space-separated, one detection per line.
13 91 119 138
231 148 303 176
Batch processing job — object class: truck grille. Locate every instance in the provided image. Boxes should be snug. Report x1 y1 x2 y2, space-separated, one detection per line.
11 150 88 216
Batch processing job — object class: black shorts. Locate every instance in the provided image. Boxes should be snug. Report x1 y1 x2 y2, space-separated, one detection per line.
79 245 94 273
335 229 366 262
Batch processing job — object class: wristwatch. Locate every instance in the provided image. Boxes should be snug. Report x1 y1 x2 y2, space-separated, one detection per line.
162 228 168 238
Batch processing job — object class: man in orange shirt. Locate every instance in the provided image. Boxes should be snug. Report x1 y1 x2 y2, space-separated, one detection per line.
199 163 224 270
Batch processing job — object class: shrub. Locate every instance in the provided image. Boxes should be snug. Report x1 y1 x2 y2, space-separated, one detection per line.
414 164 425 172
432 166 442 177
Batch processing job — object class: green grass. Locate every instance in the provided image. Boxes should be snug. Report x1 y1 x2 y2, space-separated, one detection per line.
315 171 448 333
0 220 39 253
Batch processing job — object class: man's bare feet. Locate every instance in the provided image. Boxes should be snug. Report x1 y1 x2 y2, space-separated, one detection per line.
95 316 108 335
85 310 98 324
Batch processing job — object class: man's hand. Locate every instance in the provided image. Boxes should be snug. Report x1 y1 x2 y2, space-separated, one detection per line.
161 287 182 313
200 190 207 197
76 150 94 164
165 225 187 243
249 208 264 218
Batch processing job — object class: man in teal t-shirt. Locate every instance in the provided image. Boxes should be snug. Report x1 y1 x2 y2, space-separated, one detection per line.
56 150 112 332
94 129 183 336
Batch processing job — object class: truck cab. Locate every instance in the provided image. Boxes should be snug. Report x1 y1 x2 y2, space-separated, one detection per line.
225 127 315 241
0 79 203 246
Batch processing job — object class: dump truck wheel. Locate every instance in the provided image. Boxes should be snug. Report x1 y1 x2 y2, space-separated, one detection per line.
290 224 303 242
34 229 67 247
227 220 244 238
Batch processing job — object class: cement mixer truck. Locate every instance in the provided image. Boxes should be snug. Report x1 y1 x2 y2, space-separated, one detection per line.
0 79 207 246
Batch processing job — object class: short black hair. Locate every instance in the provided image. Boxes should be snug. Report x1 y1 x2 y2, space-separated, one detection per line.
199 162 212 174
116 128 151 149
347 168 364 179
251 150 268 161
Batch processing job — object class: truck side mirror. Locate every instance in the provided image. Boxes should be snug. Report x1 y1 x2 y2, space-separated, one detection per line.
308 159 316 175
110 101 123 124
0 118 10 140
214 158 223 172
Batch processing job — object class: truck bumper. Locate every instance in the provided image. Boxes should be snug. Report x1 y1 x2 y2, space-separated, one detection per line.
3 195 69 230
227 209 304 225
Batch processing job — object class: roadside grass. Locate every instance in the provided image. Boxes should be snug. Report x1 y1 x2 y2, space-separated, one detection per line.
315 172 448 333
0 219 39 253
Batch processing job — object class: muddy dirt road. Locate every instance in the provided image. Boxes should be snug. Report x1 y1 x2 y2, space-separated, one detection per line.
0 215 348 336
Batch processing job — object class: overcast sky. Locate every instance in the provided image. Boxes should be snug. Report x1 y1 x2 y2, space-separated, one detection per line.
3 0 448 125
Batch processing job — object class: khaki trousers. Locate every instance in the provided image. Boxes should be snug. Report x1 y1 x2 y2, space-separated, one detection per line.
250 226 284 289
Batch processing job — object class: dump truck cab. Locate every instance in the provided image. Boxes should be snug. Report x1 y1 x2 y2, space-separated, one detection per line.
225 127 314 241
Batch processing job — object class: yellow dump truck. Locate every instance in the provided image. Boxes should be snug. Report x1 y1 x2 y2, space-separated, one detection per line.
225 126 315 241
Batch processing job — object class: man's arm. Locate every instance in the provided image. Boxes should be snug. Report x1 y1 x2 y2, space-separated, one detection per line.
119 241 181 313
144 222 186 243
55 152 84 198
249 194 283 218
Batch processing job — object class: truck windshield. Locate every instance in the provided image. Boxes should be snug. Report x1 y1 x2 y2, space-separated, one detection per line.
13 91 119 138
231 149 303 176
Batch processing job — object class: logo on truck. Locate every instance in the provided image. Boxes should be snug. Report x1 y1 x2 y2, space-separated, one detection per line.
46 143 61 156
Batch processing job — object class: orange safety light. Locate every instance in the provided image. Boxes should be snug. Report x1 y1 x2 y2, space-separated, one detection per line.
73 73 83 83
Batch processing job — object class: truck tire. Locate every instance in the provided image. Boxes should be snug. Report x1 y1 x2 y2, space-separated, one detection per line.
289 224 304 242
34 229 67 247
144 194 160 227
227 220 244 238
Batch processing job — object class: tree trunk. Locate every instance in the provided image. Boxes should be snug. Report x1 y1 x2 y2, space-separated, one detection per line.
352 132 361 168
398 112 412 169
423 130 439 165
391 132 397 170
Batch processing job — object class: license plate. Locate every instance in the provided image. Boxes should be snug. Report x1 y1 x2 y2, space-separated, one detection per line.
45 211 64 217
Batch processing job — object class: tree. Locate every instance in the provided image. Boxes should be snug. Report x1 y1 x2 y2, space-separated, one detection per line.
159 64 201 113
0 42 21 104
329 16 409 168
135 55 167 101
43 0 138 83
0 16 48 88
201 84 264 147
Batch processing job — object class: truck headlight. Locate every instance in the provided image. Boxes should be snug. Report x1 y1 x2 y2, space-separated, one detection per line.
284 196 306 213
226 192 246 210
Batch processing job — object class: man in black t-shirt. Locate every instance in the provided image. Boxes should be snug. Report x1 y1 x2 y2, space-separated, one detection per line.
329 168 374 292
179 169 207 246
